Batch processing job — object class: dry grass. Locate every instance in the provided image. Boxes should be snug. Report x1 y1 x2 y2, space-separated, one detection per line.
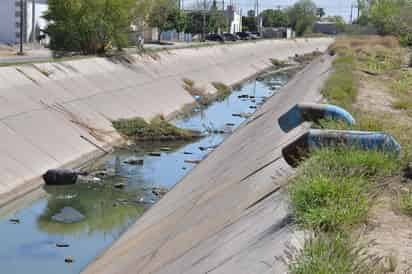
330 36 400 54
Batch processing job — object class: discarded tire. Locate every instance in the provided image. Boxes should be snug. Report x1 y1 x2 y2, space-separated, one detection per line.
43 169 78 185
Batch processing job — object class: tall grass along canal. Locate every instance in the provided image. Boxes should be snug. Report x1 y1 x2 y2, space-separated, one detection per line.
0 69 292 274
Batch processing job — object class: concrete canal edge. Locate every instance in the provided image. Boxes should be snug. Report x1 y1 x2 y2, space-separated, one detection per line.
0 38 333 207
83 54 335 273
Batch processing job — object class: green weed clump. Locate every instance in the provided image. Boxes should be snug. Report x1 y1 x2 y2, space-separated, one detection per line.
400 191 412 216
392 98 412 117
270 58 286 68
304 147 400 179
289 233 376 274
357 47 403 74
182 78 194 89
112 116 200 141
390 70 412 95
289 147 400 232
321 55 357 110
290 175 370 231
212 82 231 100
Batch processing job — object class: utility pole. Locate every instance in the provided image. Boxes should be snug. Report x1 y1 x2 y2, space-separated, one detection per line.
350 4 353 23
202 0 206 41
31 0 35 43
18 0 25 55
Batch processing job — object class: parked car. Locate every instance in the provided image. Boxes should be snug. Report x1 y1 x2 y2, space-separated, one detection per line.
223 33 239 41
250 31 261 39
236 32 251 40
206 34 225 42
245 32 260 40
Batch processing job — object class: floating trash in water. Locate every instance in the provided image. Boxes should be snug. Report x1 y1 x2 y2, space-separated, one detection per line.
9 219 20 224
136 197 155 204
55 194 78 200
151 188 168 197
56 243 70 248
148 152 161 157
65 256 74 264
114 183 126 189
185 160 201 164
123 157 144 166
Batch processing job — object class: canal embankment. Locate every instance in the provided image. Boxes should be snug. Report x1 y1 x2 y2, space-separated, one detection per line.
0 38 333 206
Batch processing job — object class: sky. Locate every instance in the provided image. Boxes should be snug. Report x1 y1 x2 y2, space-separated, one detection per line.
183 0 357 21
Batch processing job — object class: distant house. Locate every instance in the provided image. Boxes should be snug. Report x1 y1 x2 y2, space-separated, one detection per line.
314 21 338 35
0 0 48 44
226 5 242 34
262 27 294 39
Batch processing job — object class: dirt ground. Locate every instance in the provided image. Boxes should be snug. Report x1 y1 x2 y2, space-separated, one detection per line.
0 44 15 57
354 73 402 115
356 70 412 274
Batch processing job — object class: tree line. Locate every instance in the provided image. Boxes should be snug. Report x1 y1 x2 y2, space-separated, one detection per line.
357 0 412 45
243 0 338 36
44 0 227 54
44 0 326 54
43 0 412 55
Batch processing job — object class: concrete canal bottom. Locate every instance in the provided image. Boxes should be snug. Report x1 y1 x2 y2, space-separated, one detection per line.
0 68 293 274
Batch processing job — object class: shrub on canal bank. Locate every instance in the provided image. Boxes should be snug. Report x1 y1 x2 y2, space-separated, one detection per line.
289 233 377 274
290 175 370 232
400 190 412 216
287 146 400 273
289 147 400 232
112 116 201 141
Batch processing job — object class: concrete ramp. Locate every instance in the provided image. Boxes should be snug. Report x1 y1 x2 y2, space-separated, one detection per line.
83 55 334 274
0 38 333 206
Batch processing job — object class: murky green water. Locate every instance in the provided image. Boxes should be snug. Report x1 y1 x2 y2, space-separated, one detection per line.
0 69 292 274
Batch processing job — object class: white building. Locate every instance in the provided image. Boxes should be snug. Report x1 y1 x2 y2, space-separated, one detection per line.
0 0 48 44
226 5 242 34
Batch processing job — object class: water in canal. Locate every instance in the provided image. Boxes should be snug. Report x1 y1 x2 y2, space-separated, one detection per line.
0 69 293 274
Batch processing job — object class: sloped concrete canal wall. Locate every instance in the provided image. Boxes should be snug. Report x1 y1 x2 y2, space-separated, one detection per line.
0 38 333 205
84 54 335 274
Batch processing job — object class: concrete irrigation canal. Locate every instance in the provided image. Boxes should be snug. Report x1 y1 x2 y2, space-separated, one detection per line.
0 65 294 274
0 38 334 273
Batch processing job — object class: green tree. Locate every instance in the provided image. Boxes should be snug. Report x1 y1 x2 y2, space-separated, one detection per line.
364 0 412 45
242 16 258 32
44 0 135 54
186 11 205 34
287 0 318 36
395 5 412 45
369 0 404 34
208 0 227 33
261 9 289 28
148 0 186 42
324 16 346 32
